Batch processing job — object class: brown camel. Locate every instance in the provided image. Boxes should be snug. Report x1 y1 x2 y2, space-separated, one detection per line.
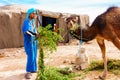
65 6 120 79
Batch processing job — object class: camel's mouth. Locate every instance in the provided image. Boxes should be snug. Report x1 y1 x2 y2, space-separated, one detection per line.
69 30 90 42
69 23 79 31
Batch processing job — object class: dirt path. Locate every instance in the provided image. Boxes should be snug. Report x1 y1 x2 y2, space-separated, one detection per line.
0 40 120 80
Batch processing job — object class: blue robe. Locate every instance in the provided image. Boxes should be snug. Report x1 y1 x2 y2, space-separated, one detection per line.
22 18 38 72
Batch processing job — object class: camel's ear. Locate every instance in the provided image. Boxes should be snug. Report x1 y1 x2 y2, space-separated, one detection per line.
64 17 68 22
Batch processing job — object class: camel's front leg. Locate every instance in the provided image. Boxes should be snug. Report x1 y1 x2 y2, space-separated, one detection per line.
97 38 107 80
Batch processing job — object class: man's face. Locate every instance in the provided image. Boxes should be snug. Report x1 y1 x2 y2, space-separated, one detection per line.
29 12 36 19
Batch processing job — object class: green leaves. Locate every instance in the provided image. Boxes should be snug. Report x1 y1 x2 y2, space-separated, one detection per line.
37 24 63 53
36 24 63 80
70 23 78 31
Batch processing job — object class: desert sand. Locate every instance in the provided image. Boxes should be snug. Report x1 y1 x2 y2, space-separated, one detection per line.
0 40 120 80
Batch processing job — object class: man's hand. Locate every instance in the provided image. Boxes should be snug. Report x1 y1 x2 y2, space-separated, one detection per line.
35 33 39 39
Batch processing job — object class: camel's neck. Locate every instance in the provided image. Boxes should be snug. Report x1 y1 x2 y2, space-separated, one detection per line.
72 26 98 42
85 26 98 40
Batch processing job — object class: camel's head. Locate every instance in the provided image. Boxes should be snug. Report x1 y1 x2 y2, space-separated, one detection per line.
65 15 79 31
65 15 92 42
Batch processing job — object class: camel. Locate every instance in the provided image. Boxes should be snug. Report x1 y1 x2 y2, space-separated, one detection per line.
65 7 120 79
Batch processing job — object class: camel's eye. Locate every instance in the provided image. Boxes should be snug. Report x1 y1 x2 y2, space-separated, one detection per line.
72 19 76 23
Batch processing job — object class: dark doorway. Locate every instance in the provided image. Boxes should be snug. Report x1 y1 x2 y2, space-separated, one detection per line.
42 16 56 31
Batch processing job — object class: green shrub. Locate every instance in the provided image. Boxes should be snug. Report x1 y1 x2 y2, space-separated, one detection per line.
36 66 79 80
36 24 63 80
84 59 120 75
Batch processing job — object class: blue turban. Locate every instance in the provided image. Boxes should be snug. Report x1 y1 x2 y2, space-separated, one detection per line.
26 8 37 19
26 8 37 28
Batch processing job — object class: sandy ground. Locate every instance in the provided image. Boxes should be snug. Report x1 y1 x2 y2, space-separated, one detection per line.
0 40 120 80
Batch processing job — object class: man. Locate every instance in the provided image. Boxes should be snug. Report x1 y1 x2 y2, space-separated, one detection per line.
53 23 57 33
22 8 38 79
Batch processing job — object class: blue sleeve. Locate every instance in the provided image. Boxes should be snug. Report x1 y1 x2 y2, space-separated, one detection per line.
22 19 31 34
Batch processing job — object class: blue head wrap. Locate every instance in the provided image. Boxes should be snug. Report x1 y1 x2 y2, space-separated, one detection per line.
26 8 37 19
26 8 37 27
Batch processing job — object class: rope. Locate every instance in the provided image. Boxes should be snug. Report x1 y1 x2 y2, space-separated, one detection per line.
78 28 83 51
79 16 83 50
80 28 83 45
36 10 42 27
77 27 84 58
